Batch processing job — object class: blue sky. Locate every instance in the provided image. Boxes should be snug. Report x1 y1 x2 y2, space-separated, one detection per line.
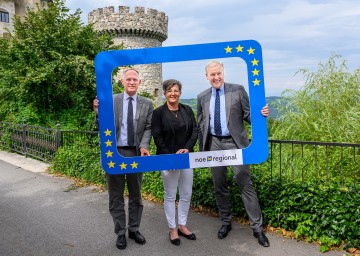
65 0 360 98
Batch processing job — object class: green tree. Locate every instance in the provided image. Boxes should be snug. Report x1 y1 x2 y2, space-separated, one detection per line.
0 0 118 129
272 55 360 143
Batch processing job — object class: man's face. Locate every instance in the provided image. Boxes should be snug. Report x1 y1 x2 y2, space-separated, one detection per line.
206 64 224 89
122 70 141 96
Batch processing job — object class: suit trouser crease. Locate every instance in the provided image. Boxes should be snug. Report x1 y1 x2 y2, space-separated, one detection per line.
107 147 143 236
161 168 193 229
209 136 263 232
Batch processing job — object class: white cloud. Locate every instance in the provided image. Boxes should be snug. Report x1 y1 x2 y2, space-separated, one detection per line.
65 0 360 97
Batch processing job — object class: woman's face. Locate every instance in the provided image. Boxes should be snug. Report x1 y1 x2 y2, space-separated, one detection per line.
164 84 181 105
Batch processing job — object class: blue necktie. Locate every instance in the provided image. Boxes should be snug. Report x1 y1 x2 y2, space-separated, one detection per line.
127 97 135 146
214 89 222 136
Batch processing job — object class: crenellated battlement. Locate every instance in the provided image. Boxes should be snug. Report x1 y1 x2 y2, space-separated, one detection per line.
88 5 168 42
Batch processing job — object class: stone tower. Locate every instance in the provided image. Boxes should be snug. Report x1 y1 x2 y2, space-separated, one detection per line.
88 6 168 106
0 0 50 37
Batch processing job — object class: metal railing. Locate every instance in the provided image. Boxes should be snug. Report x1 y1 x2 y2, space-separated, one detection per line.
266 140 360 188
0 121 359 188
0 121 99 162
0 121 61 162
61 130 99 149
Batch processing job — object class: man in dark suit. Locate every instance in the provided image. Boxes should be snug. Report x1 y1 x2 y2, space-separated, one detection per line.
197 61 270 247
94 68 153 250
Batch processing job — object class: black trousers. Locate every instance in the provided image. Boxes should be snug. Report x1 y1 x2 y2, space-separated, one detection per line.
209 136 263 232
107 147 143 236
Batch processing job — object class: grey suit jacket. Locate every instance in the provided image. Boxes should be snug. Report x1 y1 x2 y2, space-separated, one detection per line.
113 93 153 151
197 83 251 151
96 93 153 153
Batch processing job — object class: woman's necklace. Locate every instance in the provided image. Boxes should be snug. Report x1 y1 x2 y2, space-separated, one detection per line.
170 109 179 117
168 103 179 117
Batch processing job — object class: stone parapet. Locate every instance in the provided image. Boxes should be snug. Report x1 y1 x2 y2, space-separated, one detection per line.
88 6 168 42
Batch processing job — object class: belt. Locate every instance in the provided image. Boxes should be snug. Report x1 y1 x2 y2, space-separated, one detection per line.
118 146 136 149
211 135 232 139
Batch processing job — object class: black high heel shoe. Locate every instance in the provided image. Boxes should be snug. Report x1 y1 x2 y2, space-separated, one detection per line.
178 229 197 240
169 232 181 246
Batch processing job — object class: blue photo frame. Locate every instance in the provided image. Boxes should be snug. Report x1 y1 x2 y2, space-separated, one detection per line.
95 40 268 174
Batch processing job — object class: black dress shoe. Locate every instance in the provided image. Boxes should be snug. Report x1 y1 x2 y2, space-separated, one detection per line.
178 229 196 240
169 232 181 246
253 231 270 247
116 235 127 250
129 231 146 245
218 224 232 239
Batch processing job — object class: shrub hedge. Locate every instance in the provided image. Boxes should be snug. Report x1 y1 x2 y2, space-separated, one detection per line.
253 169 360 252
50 143 105 185
50 143 359 253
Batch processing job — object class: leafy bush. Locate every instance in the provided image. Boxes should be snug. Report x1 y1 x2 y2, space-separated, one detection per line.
252 167 360 252
0 0 117 129
272 55 360 143
0 130 12 149
50 142 105 185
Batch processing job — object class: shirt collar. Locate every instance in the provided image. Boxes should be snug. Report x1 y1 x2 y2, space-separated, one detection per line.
124 92 137 101
211 83 224 94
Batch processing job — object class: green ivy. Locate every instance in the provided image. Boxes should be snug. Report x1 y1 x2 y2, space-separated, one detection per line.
254 172 360 252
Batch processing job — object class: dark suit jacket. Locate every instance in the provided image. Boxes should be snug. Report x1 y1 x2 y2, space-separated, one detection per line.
96 93 153 152
151 103 197 155
197 83 251 151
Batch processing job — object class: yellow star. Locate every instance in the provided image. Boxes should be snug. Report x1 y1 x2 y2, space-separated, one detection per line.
247 47 255 54
236 45 243 52
108 161 115 168
105 140 112 147
120 162 127 170
252 68 260 76
253 79 261 86
131 161 138 169
105 150 113 158
251 58 259 66
224 45 232 53
104 129 112 136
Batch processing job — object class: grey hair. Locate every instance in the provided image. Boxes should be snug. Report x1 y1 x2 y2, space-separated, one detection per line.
123 68 140 76
205 61 224 74
162 79 182 93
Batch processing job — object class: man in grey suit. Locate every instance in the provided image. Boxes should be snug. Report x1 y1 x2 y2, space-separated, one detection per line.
197 61 270 247
93 68 153 250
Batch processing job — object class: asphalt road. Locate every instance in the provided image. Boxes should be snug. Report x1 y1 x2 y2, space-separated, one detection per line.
0 152 346 256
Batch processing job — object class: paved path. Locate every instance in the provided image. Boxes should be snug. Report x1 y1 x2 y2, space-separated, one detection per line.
0 151 346 256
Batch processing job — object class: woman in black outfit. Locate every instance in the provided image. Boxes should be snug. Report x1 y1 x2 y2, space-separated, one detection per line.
151 79 198 246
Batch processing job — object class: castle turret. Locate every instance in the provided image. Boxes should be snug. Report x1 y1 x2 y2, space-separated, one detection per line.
88 6 168 106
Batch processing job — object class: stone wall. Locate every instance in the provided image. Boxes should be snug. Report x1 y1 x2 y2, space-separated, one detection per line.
0 0 15 37
0 0 49 36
